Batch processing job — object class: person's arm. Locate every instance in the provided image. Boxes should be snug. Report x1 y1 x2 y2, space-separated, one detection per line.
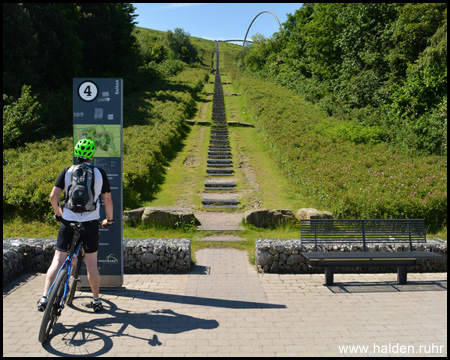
100 192 114 228
50 186 63 218
51 166 69 221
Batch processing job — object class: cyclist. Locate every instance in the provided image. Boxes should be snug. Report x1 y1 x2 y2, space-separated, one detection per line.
37 139 114 313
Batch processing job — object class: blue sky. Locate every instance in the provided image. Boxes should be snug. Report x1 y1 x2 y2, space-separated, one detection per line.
132 3 303 43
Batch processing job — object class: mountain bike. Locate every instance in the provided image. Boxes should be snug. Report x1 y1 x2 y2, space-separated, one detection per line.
38 219 111 343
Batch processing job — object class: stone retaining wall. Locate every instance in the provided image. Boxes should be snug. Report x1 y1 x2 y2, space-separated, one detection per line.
255 238 447 274
3 238 191 285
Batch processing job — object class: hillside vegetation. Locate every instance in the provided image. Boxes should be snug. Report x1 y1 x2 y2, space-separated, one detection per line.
227 63 446 233
3 3 216 222
3 3 447 235
237 3 447 156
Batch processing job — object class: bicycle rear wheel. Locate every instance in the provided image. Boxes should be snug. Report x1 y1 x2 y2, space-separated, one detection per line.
67 250 84 306
38 269 68 343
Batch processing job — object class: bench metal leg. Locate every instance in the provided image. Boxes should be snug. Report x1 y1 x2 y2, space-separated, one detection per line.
325 267 334 286
397 266 407 284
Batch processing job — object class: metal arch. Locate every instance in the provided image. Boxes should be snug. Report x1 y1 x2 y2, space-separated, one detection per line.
243 10 282 46
219 40 253 44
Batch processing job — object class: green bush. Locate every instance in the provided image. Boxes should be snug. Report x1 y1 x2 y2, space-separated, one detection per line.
164 28 199 64
3 137 72 221
156 59 185 77
3 85 43 149
315 120 385 144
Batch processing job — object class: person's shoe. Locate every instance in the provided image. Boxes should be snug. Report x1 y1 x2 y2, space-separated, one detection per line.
91 299 103 313
37 296 48 312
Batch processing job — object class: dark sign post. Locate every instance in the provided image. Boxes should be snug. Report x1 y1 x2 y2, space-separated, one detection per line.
73 78 123 288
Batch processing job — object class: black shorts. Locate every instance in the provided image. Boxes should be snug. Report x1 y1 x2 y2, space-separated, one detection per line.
56 219 100 254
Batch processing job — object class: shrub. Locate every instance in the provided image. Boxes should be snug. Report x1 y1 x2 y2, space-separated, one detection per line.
3 85 43 149
315 120 385 144
3 137 72 221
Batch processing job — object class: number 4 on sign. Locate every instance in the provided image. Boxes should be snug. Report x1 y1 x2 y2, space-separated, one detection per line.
78 81 98 102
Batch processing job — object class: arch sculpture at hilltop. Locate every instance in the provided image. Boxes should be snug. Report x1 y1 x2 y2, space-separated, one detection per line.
243 10 282 46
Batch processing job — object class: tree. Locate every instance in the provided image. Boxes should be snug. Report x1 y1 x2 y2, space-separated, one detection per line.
164 28 199 64
76 3 140 77
3 85 43 149
3 3 39 97
28 4 84 91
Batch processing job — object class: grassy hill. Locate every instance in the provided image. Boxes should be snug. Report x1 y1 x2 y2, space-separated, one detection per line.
3 26 446 239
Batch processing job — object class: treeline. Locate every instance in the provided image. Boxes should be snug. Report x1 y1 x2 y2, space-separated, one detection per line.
237 3 447 156
3 3 200 149
3 3 139 97
3 3 140 147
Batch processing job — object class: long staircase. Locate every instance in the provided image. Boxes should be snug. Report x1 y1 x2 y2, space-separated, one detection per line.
202 41 239 210
198 41 244 240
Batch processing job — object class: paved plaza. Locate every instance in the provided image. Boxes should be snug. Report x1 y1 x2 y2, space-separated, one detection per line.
3 249 447 357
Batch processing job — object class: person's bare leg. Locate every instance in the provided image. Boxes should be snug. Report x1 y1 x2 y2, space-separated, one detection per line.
84 251 100 299
43 250 67 295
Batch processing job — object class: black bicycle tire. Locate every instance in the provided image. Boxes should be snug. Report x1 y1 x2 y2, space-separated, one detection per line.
38 269 68 343
67 250 84 305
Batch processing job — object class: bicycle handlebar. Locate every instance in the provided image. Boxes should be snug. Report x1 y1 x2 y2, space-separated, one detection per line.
53 215 114 228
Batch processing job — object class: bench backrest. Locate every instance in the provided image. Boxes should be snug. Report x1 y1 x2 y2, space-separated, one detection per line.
300 219 426 251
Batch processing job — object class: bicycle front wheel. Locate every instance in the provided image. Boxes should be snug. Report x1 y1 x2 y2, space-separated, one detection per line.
67 250 84 306
38 269 68 343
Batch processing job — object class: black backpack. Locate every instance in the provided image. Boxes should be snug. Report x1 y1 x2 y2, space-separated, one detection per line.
64 163 97 213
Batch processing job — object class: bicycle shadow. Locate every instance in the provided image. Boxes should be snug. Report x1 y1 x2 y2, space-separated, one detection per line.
42 297 219 357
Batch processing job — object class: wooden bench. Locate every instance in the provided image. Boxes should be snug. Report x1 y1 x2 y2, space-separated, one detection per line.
300 219 442 285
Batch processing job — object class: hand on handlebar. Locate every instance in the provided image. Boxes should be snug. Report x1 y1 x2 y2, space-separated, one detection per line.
101 219 114 228
54 214 63 223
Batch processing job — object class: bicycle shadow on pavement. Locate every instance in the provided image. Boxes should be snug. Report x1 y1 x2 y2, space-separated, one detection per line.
42 297 219 357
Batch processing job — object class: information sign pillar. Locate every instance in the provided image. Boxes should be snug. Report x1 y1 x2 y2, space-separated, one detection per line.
73 78 123 288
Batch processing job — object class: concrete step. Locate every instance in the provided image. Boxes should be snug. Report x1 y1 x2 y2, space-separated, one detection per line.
209 141 230 146
211 116 226 121
202 204 238 209
209 146 230 151
207 160 232 165
204 182 236 189
206 169 234 176
209 142 229 146
208 154 232 159
208 151 231 155
203 187 236 191
208 153 231 158
202 198 239 208
206 165 233 169
197 234 246 241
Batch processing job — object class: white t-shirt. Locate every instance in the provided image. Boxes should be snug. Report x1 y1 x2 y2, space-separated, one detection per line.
54 163 110 222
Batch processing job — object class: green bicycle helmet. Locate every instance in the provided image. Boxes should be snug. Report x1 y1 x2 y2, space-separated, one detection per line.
74 138 96 159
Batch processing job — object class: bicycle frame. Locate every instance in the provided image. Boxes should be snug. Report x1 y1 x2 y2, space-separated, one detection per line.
47 228 83 310
39 220 109 343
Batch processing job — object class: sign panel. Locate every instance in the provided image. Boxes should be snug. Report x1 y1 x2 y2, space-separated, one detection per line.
73 78 123 288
